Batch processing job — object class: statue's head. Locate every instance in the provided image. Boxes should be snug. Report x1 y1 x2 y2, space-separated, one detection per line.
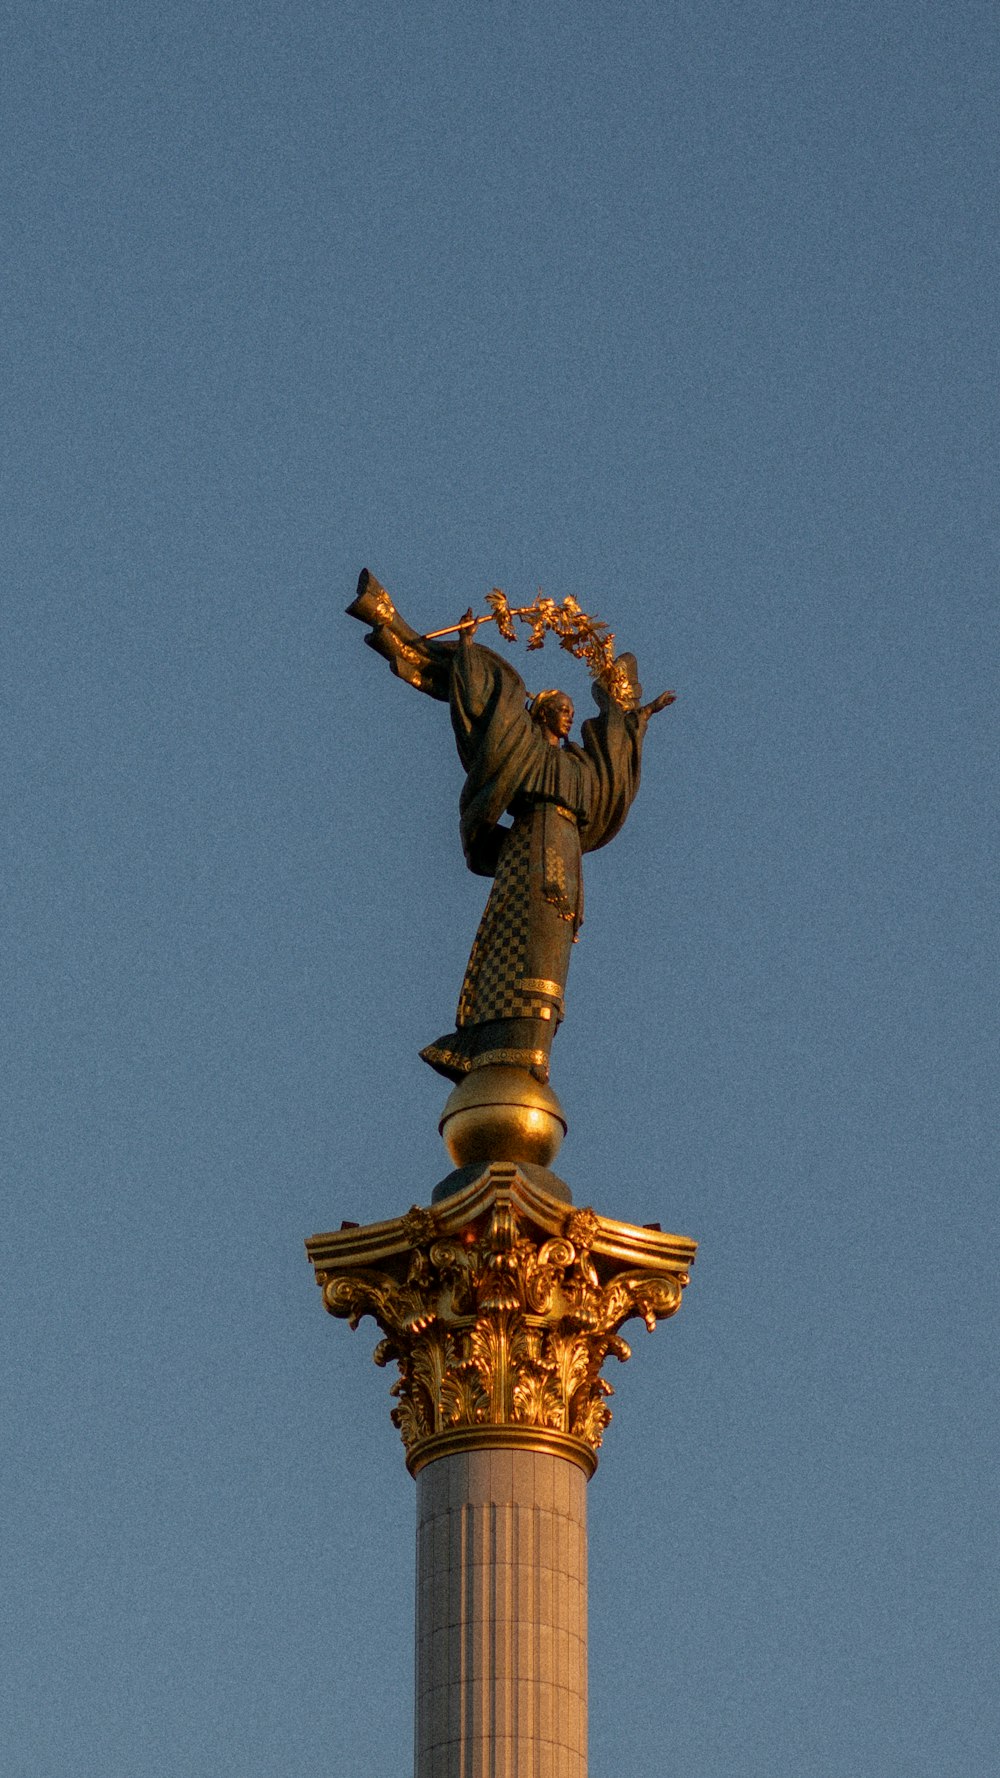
529 688 574 741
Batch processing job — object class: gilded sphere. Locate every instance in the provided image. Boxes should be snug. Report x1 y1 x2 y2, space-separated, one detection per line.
439 1066 567 1168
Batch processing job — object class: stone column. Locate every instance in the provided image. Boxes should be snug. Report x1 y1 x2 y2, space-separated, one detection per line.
415 1448 588 1778
306 1162 696 1777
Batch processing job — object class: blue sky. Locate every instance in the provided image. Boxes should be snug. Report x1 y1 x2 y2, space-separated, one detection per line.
3 3 997 1773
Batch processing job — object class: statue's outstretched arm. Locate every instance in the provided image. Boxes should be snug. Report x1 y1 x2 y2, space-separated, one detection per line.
641 689 676 717
585 651 675 725
345 569 453 701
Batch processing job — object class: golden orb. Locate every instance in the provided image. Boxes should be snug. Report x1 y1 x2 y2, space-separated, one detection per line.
439 1066 567 1168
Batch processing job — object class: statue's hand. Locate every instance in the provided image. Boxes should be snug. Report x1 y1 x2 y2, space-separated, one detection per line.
457 607 478 637
642 689 676 717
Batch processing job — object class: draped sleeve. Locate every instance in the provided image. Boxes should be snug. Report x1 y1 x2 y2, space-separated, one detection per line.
345 572 537 878
345 575 456 700
574 653 651 855
449 634 536 877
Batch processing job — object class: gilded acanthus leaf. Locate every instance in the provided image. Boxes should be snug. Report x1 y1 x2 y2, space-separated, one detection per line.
570 1378 614 1448
439 1365 489 1428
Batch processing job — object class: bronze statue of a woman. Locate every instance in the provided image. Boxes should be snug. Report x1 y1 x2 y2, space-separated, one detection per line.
347 570 674 1098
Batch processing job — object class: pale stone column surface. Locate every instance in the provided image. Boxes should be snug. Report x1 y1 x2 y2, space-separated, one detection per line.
415 1447 588 1778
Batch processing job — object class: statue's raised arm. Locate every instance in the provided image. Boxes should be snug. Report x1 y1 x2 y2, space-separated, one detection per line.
346 568 458 701
345 569 673 1106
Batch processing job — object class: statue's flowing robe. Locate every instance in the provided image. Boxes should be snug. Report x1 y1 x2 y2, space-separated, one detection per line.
347 573 652 1082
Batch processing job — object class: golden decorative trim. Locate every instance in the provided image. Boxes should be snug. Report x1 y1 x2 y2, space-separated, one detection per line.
408 1424 597 1478
469 1047 549 1074
553 804 578 822
309 1178 692 1474
544 848 568 893
420 1043 472 1075
546 904 577 926
520 979 563 999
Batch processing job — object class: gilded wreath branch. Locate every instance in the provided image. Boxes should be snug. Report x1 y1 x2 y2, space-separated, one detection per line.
423 591 639 710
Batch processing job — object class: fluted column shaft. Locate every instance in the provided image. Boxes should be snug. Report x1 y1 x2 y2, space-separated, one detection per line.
415 1448 587 1778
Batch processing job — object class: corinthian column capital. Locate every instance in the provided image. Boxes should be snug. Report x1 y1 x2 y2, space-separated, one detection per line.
306 1163 696 1477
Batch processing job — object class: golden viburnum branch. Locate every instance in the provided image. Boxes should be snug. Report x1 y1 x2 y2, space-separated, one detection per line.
420 591 639 709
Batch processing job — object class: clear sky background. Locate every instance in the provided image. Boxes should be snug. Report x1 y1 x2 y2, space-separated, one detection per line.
3 3 997 1774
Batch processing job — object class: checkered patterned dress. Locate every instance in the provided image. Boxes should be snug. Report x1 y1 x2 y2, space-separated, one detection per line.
421 774 584 1083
